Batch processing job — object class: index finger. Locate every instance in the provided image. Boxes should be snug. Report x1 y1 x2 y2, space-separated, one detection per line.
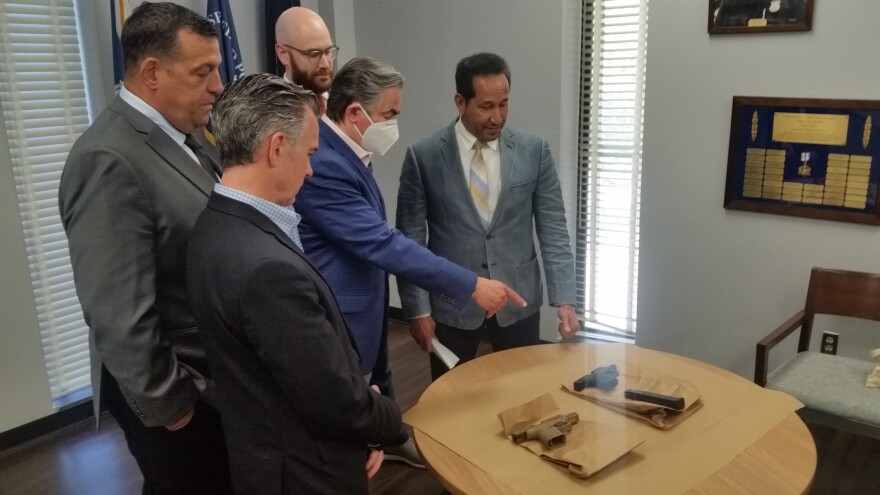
504 286 527 308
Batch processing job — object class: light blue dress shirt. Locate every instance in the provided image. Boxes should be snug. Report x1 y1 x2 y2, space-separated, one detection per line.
214 184 304 251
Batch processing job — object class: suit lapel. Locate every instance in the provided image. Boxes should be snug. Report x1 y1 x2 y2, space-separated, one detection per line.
209 193 305 257
492 127 517 230
208 193 362 356
318 121 386 217
111 97 215 197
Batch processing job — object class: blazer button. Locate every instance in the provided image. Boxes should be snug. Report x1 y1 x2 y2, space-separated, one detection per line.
481 263 488 269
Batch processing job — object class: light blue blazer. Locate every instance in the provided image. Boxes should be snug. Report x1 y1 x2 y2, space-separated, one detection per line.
396 122 576 330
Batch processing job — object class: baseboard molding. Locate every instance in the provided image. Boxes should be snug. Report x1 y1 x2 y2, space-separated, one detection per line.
0 399 94 455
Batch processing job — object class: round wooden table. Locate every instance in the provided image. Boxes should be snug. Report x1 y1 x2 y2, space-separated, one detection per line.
412 343 816 494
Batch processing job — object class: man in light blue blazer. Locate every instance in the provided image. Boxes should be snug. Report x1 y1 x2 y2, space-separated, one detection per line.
295 57 524 467
396 53 578 380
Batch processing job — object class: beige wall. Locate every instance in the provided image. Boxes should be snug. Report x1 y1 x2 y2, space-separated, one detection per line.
638 0 880 377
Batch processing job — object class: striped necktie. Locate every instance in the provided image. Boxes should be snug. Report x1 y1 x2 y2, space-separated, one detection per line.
469 140 490 225
184 134 219 183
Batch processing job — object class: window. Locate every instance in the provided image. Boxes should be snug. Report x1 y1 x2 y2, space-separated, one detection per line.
0 0 93 403
577 0 648 340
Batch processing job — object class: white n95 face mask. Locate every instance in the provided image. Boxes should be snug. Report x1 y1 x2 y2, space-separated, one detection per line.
355 104 399 156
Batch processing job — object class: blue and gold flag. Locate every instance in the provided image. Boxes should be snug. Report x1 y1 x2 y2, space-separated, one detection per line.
207 0 245 84
206 0 244 144
110 0 126 88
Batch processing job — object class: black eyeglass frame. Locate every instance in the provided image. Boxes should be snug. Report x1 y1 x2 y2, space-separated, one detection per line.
279 43 339 64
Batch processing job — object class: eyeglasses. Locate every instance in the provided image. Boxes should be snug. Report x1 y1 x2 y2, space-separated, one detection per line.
280 44 339 64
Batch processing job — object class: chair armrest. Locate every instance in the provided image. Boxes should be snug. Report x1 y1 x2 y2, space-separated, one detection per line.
754 310 806 386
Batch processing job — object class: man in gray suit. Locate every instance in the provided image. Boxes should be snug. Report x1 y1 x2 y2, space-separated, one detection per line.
58 3 231 493
397 52 578 380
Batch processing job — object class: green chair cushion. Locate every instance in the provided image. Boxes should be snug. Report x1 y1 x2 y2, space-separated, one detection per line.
767 352 880 430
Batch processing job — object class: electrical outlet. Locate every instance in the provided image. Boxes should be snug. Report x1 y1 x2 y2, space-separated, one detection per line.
821 331 839 355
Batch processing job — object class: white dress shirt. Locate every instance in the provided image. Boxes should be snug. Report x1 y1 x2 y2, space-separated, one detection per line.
118 85 200 166
456 119 501 219
322 114 372 168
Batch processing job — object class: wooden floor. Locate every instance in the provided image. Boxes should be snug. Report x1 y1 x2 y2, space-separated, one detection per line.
1 321 879 494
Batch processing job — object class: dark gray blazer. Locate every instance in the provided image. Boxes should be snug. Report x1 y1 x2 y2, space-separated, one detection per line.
59 95 219 426
396 122 576 329
187 193 404 494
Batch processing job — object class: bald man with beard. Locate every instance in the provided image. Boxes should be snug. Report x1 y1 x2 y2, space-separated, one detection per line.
275 7 337 114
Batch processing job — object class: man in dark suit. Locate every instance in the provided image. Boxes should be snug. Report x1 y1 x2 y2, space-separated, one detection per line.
295 57 524 467
58 3 231 493
396 53 578 380
187 73 404 494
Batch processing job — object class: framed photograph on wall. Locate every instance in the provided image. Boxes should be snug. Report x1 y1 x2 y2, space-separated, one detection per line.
709 0 814 34
724 96 880 225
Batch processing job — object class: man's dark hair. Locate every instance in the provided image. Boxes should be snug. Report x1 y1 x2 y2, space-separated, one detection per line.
455 53 511 103
325 57 404 124
212 73 319 170
121 2 218 75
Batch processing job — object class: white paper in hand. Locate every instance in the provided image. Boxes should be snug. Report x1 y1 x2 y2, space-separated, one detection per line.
431 337 460 369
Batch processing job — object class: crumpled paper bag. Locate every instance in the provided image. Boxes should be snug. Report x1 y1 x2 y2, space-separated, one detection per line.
562 365 703 429
498 393 644 479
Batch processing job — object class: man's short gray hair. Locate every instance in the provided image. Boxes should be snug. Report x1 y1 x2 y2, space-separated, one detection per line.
325 57 404 123
211 73 319 169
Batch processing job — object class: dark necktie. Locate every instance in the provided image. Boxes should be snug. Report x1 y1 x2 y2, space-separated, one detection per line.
184 134 219 183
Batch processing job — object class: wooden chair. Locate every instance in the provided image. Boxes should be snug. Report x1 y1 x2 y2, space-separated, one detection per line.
755 267 880 439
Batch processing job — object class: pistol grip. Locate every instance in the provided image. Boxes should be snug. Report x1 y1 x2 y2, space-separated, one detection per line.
537 427 566 449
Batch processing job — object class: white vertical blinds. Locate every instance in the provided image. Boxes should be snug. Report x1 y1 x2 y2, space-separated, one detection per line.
577 0 648 338
0 0 92 400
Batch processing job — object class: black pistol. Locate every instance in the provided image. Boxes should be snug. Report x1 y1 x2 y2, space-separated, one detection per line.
573 364 619 392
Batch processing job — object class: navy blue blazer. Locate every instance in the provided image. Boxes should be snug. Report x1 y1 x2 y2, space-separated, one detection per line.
296 120 476 374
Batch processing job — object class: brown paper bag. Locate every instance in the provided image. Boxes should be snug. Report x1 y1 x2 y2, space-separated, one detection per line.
498 394 644 479
562 365 703 429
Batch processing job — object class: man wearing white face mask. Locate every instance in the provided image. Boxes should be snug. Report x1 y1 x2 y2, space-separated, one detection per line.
296 57 526 468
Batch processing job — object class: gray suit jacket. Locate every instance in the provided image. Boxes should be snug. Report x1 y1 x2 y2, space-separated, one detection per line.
59 95 219 427
396 122 576 329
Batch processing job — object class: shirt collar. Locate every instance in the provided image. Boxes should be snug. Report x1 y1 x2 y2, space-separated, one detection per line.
321 114 372 167
455 118 499 152
214 184 301 232
119 85 188 146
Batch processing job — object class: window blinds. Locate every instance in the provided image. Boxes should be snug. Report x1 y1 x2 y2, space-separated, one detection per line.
577 0 648 338
0 0 92 400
